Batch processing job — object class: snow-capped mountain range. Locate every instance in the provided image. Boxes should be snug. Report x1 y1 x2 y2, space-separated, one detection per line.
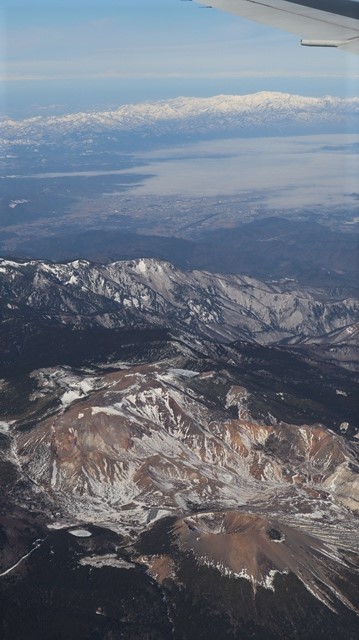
2 92 359 147
1 257 357 346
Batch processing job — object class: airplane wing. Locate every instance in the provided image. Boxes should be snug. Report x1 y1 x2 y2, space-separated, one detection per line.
195 0 359 54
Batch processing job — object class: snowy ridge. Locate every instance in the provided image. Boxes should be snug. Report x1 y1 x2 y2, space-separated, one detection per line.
0 257 357 347
2 92 359 145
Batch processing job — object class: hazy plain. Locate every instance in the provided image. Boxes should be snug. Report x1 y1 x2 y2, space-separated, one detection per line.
126 134 359 209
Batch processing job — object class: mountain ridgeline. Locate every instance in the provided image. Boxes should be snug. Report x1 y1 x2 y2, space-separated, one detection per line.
3 93 359 152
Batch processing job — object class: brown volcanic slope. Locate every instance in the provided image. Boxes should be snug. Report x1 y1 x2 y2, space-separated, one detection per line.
15 362 359 612
174 511 357 613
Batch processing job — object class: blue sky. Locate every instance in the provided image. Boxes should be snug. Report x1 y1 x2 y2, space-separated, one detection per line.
2 0 358 117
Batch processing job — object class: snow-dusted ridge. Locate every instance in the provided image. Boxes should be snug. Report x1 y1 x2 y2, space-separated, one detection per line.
2 92 359 144
1 256 358 347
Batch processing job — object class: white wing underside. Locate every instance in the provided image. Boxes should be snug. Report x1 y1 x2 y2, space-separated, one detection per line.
196 0 359 54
